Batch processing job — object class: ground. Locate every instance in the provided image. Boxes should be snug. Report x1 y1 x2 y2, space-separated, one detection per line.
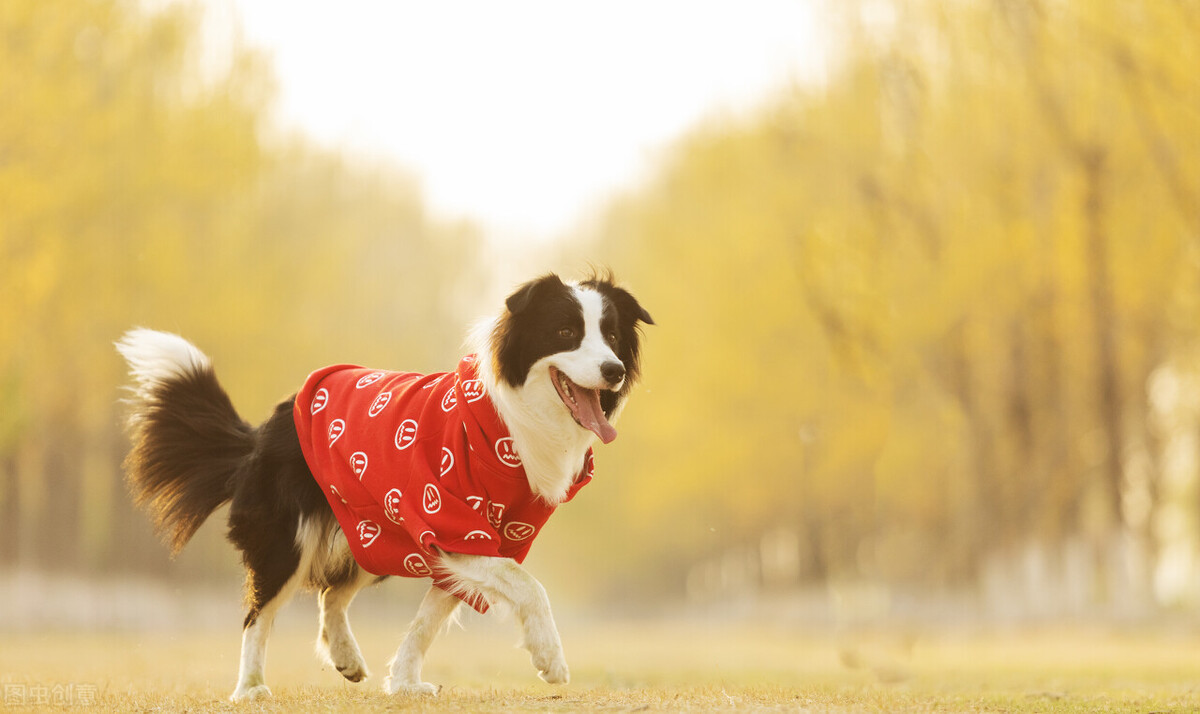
1 617 1197 712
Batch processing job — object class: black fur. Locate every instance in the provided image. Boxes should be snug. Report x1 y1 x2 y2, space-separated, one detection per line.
122 363 256 554
224 399 349 627
497 274 584 388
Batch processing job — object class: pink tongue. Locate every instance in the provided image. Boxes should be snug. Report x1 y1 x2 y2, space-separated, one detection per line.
572 384 618 444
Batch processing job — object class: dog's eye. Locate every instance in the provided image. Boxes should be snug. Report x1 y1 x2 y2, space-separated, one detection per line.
557 327 576 340
606 331 618 345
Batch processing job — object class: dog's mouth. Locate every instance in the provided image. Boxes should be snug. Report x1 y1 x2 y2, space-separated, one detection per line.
550 367 617 444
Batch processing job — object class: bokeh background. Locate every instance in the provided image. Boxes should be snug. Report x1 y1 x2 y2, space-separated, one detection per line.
2 0 1200 638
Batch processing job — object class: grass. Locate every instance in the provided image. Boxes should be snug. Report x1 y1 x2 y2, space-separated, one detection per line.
2 617 1198 712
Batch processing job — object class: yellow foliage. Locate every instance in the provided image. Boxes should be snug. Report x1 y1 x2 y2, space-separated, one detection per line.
0 0 482 575
4 0 1200 605
552 0 1200 598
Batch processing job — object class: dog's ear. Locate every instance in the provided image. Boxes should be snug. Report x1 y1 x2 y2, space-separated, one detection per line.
505 273 566 315
612 286 654 326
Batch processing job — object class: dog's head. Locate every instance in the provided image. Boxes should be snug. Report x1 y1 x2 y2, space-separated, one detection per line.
489 271 653 444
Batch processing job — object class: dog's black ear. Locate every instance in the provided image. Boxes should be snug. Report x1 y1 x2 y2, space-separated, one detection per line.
613 287 654 326
505 273 566 315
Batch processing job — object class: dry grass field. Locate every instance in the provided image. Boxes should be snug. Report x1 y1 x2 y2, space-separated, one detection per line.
2 615 1198 712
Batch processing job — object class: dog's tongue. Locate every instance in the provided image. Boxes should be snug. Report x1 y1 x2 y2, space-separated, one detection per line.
570 383 618 445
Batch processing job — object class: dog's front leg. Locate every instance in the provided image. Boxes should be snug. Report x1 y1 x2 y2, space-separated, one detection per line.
384 585 460 695
438 552 569 684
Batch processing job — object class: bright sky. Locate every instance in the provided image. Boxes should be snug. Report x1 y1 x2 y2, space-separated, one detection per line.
203 1 831 243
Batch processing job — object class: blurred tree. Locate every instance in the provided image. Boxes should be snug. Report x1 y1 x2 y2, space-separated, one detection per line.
558 0 1200 612
0 0 267 571
0 0 484 577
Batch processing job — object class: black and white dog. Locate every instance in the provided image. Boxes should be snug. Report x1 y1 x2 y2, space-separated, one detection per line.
116 272 651 701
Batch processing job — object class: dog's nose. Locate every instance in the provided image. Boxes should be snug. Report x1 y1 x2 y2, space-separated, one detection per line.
601 361 626 386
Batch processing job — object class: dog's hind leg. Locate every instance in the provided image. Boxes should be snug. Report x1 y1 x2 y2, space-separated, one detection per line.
231 568 304 701
229 519 315 702
317 564 376 683
384 585 461 695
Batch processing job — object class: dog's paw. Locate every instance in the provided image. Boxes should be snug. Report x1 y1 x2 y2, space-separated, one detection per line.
533 651 570 685
318 632 370 683
336 660 369 683
383 676 441 696
229 683 272 702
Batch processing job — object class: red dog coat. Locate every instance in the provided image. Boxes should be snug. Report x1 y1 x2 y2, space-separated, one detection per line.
293 355 593 612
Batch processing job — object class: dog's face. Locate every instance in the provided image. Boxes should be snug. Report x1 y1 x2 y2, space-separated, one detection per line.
493 273 653 444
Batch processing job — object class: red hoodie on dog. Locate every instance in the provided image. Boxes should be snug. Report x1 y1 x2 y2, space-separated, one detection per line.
293 355 593 612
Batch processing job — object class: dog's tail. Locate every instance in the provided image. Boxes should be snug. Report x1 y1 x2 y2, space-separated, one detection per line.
116 329 255 555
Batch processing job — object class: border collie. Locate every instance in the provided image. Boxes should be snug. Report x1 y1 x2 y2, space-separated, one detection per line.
115 272 652 701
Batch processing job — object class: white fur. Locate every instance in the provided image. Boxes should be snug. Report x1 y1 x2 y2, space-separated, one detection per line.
115 329 211 399
315 565 374 683
434 552 569 684
556 287 624 391
384 586 462 695
285 518 376 683
475 343 594 505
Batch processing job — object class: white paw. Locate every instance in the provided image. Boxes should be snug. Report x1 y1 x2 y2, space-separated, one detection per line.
524 629 569 685
533 650 570 684
229 683 272 702
318 633 370 683
336 659 369 683
383 676 440 696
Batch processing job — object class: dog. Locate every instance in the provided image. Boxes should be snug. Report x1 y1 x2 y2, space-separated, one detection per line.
115 272 652 701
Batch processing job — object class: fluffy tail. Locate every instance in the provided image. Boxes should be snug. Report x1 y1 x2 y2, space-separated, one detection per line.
116 329 254 554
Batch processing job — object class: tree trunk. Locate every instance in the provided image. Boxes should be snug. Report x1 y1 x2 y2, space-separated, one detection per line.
0 453 17 566
1081 146 1124 528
